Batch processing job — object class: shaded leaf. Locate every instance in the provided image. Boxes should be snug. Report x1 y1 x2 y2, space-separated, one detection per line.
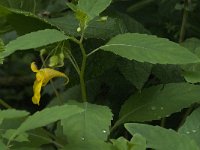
125 123 200 150
118 59 152 90
101 33 200 64
178 107 200 147
117 83 200 125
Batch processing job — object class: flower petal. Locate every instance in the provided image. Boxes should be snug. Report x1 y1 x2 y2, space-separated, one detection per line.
40 68 69 86
31 62 39 73
32 80 43 105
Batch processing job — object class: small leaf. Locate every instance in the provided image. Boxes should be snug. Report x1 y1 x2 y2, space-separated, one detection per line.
2 29 69 58
118 83 200 125
101 33 200 64
178 107 200 147
61 101 113 143
111 135 146 150
125 123 200 150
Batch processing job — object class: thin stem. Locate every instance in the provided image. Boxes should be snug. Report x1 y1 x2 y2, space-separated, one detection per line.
87 47 101 57
79 43 87 102
179 0 189 43
0 99 12 109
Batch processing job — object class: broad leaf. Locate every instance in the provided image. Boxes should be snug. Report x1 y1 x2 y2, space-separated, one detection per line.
2 29 69 58
101 33 200 64
125 123 200 150
117 83 200 126
61 101 113 143
181 38 200 83
118 59 152 90
77 0 112 21
0 140 7 150
12 104 83 138
178 107 200 147
0 109 29 124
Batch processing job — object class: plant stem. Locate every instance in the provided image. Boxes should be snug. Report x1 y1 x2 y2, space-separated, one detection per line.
0 99 12 109
79 42 87 102
127 0 155 13
179 0 189 43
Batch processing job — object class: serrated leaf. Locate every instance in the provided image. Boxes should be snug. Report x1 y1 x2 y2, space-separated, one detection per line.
77 0 112 21
111 134 146 150
101 33 200 64
178 107 200 147
125 123 200 150
0 109 29 124
12 104 83 138
1 29 68 58
118 59 152 90
61 101 113 143
117 83 200 125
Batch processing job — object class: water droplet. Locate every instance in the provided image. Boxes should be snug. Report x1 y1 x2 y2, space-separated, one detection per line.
192 130 197 133
151 106 156 110
102 130 107 133
186 131 190 134
81 137 85 141
160 107 164 110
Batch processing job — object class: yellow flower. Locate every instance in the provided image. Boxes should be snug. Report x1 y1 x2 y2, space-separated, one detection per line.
31 62 69 105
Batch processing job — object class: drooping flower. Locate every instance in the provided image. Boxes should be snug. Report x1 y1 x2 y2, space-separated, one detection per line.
31 62 69 105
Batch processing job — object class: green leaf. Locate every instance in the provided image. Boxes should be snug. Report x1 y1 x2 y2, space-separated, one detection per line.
63 141 112 150
178 107 200 147
3 129 29 142
117 83 200 125
61 101 113 143
13 104 83 136
111 134 146 150
48 12 124 39
77 0 112 21
118 59 152 90
181 38 200 83
125 123 200 150
101 33 200 64
0 109 29 124
1 29 69 58
0 140 7 150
